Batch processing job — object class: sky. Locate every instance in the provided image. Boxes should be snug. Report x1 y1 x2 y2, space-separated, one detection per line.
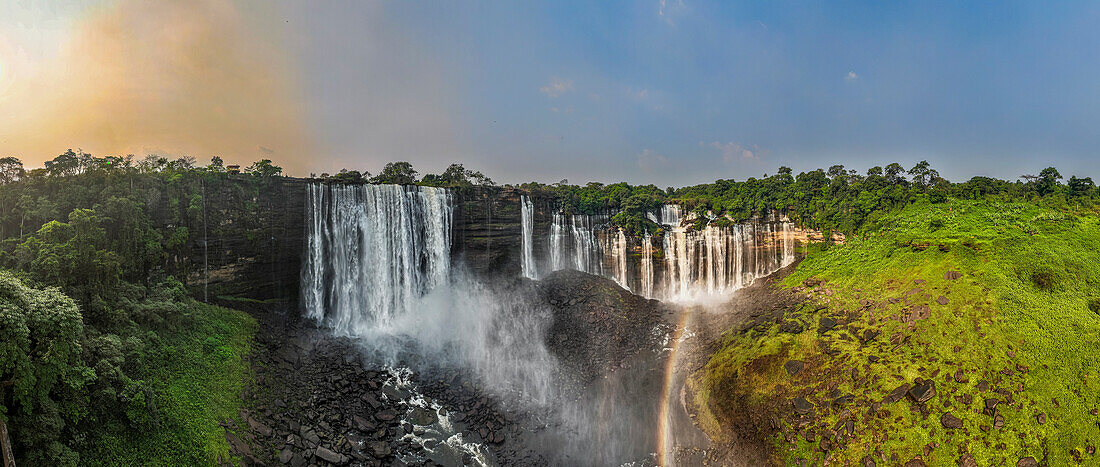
1 1 1098 186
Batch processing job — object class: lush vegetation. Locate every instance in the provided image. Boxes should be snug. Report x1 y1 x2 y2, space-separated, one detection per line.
694 199 1100 464
520 162 1099 239
0 150 267 465
4 150 1100 465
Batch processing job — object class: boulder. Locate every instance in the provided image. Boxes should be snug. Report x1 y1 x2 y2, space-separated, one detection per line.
944 271 963 280
793 397 815 415
819 317 837 333
908 381 936 404
940 412 963 429
953 369 968 383
1016 458 1039 467
957 452 978 467
314 446 344 464
410 407 439 426
785 360 805 376
883 383 911 404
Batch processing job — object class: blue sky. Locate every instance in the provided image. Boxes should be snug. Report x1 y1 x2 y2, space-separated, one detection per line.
283 1 1100 185
3 1 1099 185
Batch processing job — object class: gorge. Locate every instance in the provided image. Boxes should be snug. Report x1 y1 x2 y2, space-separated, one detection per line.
6 162 1094 467
289 180 807 466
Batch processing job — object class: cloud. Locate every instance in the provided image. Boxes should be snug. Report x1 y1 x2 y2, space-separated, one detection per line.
658 0 687 26
706 141 760 164
0 0 312 171
846 71 859 81
540 77 574 98
625 86 649 101
636 149 669 173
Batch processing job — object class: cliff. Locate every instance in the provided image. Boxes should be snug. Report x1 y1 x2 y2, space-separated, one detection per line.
194 178 807 309
190 181 559 305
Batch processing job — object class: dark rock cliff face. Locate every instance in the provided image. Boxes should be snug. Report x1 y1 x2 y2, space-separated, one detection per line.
449 186 557 279
182 176 308 307
194 181 555 305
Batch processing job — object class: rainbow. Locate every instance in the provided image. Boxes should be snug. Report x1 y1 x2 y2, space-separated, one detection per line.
656 309 693 466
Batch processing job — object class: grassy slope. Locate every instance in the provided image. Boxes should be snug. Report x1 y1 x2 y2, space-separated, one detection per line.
695 199 1100 465
90 302 255 466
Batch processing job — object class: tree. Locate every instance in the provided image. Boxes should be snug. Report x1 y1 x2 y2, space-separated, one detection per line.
0 157 25 184
884 163 907 184
1067 176 1095 198
1037 167 1062 196
45 150 85 177
907 160 939 188
246 159 283 177
207 156 225 172
371 162 418 185
0 272 93 466
432 163 495 187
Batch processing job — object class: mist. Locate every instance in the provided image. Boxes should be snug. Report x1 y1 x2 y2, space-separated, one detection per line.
0 0 311 171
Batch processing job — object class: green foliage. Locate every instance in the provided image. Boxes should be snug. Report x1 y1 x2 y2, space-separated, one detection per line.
370 161 419 185
245 159 282 178
699 199 1100 465
420 163 495 187
0 153 267 465
0 272 92 466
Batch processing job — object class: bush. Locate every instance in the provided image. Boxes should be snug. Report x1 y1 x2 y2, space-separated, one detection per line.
1031 270 1057 290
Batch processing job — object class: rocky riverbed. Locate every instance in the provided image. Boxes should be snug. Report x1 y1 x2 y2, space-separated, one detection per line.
219 270 687 466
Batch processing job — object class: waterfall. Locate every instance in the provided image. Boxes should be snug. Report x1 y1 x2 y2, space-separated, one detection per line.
647 206 797 303
549 213 566 271
520 195 537 279
782 219 795 267
302 183 452 335
640 233 654 298
608 228 630 291
303 183 559 408
547 212 606 276
571 215 602 274
533 202 799 303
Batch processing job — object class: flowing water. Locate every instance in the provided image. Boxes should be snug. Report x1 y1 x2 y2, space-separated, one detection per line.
539 203 796 303
301 184 803 466
520 195 537 279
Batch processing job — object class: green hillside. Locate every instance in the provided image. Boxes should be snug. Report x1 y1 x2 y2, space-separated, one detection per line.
696 199 1100 465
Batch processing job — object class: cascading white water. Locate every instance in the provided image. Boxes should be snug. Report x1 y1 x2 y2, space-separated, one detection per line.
608 228 630 291
302 183 452 335
782 218 795 267
549 213 566 272
547 213 607 276
640 234 654 298
646 206 798 302
530 200 798 302
520 195 537 279
571 215 602 274
303 183 558 408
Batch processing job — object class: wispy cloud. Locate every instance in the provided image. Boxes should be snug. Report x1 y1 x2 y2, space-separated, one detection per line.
658 0 686 26
540 77 574 98
845 71 859 81
625 86 649 101
706 141 760 164
636 148 669 173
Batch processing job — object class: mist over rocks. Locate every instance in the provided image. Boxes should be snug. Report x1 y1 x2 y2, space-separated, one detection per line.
538 269 676 389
